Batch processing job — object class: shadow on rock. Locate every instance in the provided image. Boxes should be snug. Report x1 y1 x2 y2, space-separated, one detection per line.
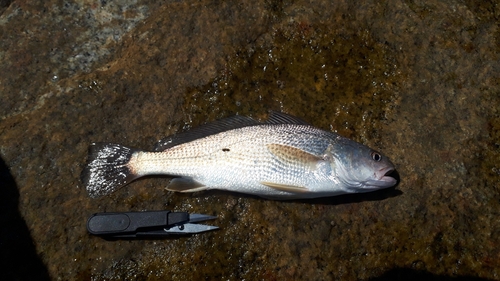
184 184 402 205
370 267 493 281
0 156 51 280
289 186 402 205
295 170 402 205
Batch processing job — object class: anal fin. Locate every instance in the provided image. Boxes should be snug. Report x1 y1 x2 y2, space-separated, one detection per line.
166 178 208 193
261 181 309 193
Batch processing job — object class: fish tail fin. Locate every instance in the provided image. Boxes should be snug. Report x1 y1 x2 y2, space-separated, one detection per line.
81 142 140 198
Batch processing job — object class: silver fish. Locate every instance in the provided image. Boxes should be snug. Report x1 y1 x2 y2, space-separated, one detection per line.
82 112 397 199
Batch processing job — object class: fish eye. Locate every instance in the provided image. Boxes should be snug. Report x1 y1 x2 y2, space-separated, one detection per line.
371 151 382 162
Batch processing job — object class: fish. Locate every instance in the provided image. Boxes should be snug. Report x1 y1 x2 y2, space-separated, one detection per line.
81 111 397 199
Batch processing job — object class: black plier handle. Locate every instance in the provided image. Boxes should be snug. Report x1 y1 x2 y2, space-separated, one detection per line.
87 210 189 237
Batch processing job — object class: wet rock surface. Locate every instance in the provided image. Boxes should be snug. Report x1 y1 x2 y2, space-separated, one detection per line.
0 0 499 280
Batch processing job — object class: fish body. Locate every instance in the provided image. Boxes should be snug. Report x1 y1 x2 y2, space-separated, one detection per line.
82 112 397 199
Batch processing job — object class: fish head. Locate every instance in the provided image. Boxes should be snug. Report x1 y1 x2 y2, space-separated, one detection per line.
333 139 397 192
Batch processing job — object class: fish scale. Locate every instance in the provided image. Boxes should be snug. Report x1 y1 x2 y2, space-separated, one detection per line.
82 112 397 199
133 126 327 182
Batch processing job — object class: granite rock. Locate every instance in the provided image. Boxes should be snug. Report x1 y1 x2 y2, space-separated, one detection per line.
0 0 499 280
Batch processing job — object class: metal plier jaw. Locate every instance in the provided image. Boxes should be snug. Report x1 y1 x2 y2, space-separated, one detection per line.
87 210 218 238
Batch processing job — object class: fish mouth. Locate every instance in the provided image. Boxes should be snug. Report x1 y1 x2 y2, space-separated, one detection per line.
366 167 397 188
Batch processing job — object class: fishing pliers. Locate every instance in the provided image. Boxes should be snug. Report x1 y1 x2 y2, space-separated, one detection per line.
87 210 218 238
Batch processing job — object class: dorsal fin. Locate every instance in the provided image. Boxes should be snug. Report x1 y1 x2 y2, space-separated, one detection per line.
265 111 310 125
154 115 260 151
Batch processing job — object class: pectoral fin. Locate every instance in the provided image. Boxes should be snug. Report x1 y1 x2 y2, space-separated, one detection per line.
267 143 322 167
166 178 208 193
261 181 309 193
